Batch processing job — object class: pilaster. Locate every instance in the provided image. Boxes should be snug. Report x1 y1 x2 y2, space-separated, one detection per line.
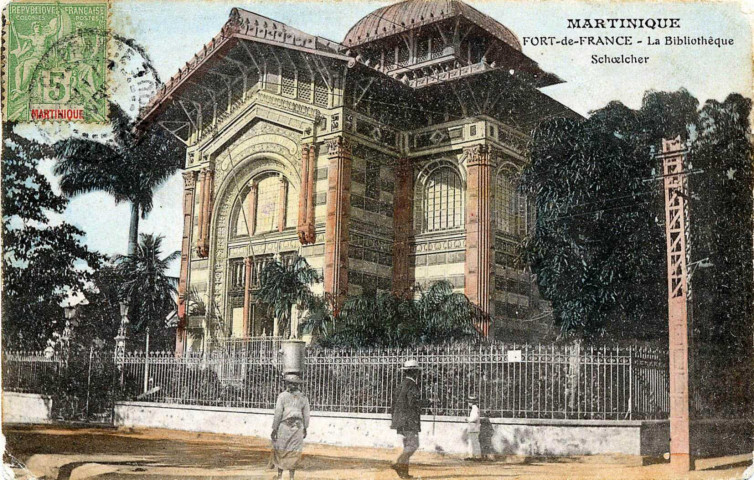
297 143 317 244
464 145 494 317
324 136 352 305
176 170 198 356
392 157 414 297
196 166 214 258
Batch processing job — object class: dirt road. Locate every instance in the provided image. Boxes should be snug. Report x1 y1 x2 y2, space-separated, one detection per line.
3 425 750 480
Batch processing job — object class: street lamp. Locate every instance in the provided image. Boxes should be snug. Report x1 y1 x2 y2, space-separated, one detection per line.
115 301 130 357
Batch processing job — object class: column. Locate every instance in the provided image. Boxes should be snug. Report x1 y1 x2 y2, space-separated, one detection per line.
277 175 288 232
176 170 198 356
297 144 311 243
199 167 214 257
196 166 214 258
195 169 207 256
242 256 253 337
392 157 414 297
324 136 352 306
248 181 258 236
464 145 493 317
305 144 317 243
297 143 317 244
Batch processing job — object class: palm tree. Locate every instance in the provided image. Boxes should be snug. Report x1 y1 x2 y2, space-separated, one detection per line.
314 280 478 348
299 294 336 340
53 102 185 255
256 256 319 339
116 234 180 343
408 280 478 343
330 292 405 347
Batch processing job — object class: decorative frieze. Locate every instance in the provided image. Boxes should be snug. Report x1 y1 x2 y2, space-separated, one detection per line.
257 90 320 119
344 111 400 152
411 237 465 254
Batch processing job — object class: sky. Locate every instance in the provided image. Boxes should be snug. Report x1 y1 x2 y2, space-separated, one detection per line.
21 0 754 277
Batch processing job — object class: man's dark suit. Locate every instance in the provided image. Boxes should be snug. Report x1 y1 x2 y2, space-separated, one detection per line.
391 374 429 478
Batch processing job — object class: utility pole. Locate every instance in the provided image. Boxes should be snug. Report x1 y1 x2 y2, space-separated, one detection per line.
659 136 692 472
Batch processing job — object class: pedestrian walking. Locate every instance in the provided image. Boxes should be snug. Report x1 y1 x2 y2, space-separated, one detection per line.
465 394 482 461
390 359 431 479
271 372 310 480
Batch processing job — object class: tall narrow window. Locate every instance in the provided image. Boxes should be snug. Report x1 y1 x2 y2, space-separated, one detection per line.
423 167 463 232
495 169 527 236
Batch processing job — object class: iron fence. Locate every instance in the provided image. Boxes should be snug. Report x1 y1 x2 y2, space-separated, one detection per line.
3 343 670 420
2 348 118 422
117 343 668 420
207 336 283 359
2 351 62 394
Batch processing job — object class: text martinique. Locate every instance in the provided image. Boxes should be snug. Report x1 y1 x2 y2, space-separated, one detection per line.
567 18 680 29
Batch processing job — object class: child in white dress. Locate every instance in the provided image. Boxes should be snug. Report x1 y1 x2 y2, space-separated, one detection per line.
465 394 482 460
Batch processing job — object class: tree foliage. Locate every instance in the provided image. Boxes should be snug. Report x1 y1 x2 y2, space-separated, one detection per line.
308 281 479 348
521 89 753 342
2 124 101 350
115 233 179 348
66 264 124 349
257 256 320 338
685 94 754 417
53 102 184 254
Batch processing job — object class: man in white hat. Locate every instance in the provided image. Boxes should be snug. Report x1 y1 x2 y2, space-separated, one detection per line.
390 359 430 479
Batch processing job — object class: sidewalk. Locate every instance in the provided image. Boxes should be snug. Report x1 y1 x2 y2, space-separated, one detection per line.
4 425 750 480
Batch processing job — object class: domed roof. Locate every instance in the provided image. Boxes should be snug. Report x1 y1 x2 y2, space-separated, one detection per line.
343 0 521 51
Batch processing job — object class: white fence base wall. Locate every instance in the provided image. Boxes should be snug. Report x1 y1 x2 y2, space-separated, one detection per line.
114 401 650 456
3 392 53 424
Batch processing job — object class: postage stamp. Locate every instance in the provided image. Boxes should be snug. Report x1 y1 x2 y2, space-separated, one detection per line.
4 0 109 123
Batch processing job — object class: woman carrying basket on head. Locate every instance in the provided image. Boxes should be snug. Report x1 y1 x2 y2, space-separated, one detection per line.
271 372 310 480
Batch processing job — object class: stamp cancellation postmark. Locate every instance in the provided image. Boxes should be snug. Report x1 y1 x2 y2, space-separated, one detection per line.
4 0 109 123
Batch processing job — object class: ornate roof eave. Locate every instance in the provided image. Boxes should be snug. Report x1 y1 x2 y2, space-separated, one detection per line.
409 62 561 91
136 14 353 130
417 68 580 130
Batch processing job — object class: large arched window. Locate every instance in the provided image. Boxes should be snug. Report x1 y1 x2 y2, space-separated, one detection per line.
421 166 464 232
233 172 292 237
495 169 528 236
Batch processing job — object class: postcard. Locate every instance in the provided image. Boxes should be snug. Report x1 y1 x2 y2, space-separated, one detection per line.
2 0 752 479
